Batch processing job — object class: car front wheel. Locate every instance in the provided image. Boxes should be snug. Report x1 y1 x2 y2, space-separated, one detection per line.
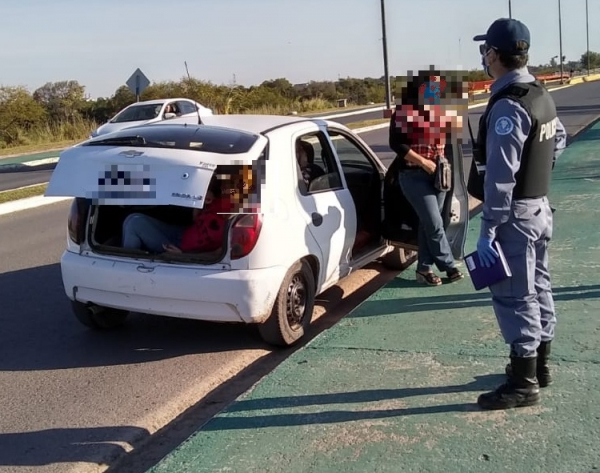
71 301 129 329
258 260 316 347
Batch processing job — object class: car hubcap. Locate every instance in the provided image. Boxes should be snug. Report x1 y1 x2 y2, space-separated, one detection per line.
286 274 306 330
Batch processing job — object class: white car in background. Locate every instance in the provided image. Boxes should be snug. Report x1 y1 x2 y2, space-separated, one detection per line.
90 98 213 137
45 115 469 347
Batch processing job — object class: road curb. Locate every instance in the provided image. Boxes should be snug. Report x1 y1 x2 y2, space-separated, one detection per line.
0 194 71 216
0 157 60 172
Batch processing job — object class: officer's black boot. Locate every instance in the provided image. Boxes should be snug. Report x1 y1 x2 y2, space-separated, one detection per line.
535 341 552 387
505 341 552 387
478 357 540 410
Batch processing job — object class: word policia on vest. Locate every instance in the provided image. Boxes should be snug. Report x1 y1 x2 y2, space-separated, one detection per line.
540 117 558 142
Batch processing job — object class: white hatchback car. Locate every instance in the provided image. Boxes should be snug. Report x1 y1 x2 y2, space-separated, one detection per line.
46 114 469 346
90 98 213 137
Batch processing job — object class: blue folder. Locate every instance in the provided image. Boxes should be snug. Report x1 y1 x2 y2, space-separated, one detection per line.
464 241 512 291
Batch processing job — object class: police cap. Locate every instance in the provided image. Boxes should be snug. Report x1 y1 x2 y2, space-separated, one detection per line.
473 18 530 55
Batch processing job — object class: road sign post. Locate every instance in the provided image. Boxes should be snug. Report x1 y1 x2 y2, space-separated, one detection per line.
126 68 150 102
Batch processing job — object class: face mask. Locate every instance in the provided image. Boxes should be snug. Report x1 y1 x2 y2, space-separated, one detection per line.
481 56 491 77
481 46 494 78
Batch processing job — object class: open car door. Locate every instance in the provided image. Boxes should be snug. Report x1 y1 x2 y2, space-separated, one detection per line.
381 135 469 261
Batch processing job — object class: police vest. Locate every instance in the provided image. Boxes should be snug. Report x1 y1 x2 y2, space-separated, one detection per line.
467 80 558 202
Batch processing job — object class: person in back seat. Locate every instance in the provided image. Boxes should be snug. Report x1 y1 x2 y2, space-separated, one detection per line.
296 139 325 188
121 177 232 254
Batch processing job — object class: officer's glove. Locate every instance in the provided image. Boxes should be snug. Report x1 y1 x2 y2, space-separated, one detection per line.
476 237 499 268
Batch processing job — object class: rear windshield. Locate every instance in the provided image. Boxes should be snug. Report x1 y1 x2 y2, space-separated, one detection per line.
83 124 260 154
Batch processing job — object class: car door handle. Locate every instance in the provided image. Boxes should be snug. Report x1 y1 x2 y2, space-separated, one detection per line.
311 212 323 226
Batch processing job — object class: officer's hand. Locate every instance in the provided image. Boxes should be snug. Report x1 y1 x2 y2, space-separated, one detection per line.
476 237 499 268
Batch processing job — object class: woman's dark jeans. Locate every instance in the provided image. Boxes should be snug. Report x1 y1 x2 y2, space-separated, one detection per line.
398 168 456 274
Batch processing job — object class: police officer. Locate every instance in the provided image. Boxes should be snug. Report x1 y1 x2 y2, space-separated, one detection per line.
470 18 567 410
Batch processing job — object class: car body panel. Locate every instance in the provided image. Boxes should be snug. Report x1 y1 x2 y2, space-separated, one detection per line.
61 251 287 324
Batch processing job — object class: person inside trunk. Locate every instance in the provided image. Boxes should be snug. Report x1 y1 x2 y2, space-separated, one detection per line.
121 176 232 254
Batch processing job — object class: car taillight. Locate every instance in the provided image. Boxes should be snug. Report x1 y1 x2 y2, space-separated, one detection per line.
230 212 262 260
67 198 87 244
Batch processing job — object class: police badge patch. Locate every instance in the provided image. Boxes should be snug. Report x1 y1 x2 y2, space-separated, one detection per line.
494 116 514 135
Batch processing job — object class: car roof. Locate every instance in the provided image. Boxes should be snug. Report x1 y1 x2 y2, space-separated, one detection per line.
129 98 195 106
188 114 324 135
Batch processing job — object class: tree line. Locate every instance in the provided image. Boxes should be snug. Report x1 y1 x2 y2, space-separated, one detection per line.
1 51 598 149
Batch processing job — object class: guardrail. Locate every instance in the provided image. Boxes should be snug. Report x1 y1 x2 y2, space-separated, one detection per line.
469 73 572 95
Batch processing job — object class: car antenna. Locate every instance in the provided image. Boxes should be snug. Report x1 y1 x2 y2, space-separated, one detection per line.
185 60 202 125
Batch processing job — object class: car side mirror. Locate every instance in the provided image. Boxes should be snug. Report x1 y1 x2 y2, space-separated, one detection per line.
164 113 176 119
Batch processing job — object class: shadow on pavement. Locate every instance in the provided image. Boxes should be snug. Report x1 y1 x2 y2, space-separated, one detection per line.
344 280 600 318
0 263 270 372
0 426 148 467
200 374 504 431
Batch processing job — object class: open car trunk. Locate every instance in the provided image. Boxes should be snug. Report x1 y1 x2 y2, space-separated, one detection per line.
83 202 234 264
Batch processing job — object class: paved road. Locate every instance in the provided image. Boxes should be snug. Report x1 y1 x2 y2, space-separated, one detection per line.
1 81 598 192
1 85 599 473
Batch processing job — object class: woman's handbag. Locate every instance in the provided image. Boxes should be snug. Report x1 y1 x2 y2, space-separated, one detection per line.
434 155 452 191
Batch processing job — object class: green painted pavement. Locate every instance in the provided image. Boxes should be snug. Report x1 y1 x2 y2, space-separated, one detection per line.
0 150 62 165
148 121 600 473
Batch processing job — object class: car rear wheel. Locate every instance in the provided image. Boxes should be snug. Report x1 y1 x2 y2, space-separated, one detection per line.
258 260 316 347
381 246 417 270
71 301 129 329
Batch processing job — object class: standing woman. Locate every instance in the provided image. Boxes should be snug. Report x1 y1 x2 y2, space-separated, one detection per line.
388 71 464 286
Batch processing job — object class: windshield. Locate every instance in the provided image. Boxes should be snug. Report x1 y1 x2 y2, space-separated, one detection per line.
84 124 260 154
111 104 163 123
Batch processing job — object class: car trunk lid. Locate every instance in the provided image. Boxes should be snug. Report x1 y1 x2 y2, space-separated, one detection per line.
45 124 268 209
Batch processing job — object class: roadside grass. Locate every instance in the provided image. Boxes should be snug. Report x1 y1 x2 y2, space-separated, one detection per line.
0 102 386 158
0 184 48 204
346 118 389 129
297 103 383 116
243 98 334 115
0 140 82 158
0 118 96 155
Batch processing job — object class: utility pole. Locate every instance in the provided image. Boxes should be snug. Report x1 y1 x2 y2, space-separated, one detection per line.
558 0 564 83
586 0 590 75
508 0 512 18
380 0 392 110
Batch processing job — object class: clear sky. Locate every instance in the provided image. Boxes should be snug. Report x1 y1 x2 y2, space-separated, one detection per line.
1 0 597 99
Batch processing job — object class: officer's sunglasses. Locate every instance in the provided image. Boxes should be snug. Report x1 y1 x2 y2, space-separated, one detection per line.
479 43 497 56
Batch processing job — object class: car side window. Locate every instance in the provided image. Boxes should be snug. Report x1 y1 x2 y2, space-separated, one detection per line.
326 129 378 173
178 101 197 115
295 131 343 195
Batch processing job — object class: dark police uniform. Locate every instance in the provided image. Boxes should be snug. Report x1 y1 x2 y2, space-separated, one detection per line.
471 18 567 410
